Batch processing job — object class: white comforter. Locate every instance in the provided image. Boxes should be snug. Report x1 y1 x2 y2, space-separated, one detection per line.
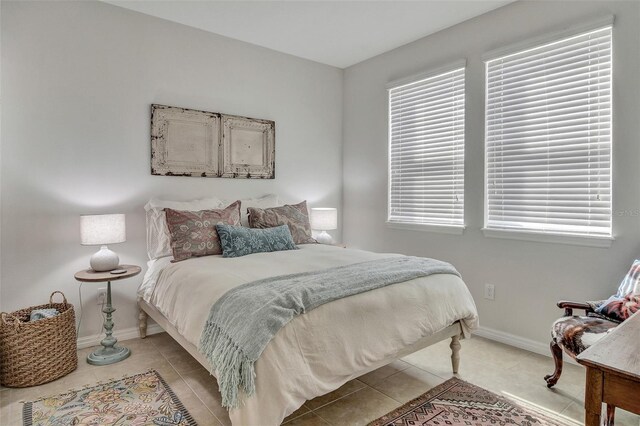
139 245 478 425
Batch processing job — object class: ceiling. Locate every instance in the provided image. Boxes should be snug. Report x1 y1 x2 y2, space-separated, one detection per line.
106 1 515 69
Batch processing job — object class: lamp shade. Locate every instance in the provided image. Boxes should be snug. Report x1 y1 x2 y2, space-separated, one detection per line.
310 208 337 231
80 214 126 245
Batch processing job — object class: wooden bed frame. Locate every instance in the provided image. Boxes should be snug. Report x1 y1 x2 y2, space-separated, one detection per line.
137 298 464 377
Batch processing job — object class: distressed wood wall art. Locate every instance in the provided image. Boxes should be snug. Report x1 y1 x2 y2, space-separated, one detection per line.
150 104 275 179
221 115 275 179
151 105 220 177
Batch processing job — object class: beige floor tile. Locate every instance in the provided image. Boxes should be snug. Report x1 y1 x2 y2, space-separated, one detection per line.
283 404 311 423
459 368 576 414
560 401 586 424
1 404 21 426
357 359 411 386
511 351 585 400
123 337 164 356
402 336 530 380
164 347 210 375
0 390 22 426
371 366 446 403
13 371 100 402
179 364 232 425
312 386 400 426
400 338 462 378
561 401 640 426
285 412 331 425
88 359 175 387
87 364 143 383
186 402 224 426
171 383 224 426
147 332 187 354
304 379 366 411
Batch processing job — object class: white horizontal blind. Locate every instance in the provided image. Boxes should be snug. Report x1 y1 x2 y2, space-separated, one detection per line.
485 26 612 237
388 67 465 227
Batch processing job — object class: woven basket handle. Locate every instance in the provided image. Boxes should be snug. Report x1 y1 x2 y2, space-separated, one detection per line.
1 312 22 331
49 291 68 306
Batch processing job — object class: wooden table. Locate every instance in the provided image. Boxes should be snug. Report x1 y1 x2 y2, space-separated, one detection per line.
75 265 141 365
577 311 640 425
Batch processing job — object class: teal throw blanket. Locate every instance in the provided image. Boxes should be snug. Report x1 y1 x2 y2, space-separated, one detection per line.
198 256 459 408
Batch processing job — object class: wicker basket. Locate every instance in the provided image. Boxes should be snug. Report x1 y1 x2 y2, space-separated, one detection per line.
0 291 78 387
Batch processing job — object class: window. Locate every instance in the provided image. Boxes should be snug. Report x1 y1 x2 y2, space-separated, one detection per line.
388 66 465 231
485 26 612 241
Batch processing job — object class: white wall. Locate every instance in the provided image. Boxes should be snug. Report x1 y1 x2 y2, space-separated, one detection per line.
1 1 343 339
343 1 640 346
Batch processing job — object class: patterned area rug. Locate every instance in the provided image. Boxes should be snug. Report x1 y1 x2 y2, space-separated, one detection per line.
23 370 196 426
369 377 576 426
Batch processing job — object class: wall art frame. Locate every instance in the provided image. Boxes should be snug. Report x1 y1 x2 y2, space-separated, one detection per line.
151 104 275 179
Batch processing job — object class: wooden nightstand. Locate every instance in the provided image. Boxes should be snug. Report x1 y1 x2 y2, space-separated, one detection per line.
74 265 141 365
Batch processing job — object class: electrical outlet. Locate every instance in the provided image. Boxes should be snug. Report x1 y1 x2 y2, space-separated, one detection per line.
484 284 495 300
97 288 107 305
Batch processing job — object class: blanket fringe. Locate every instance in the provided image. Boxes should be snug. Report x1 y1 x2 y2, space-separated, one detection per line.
199 321 256 409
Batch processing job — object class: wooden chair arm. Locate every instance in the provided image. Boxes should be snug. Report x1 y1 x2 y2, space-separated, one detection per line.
557 301 595 316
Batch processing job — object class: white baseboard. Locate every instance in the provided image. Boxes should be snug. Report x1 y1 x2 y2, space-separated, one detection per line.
77 323 164 349
473 325 578 366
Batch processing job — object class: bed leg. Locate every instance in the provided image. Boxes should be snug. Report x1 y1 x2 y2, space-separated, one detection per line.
450 335 461 374
139 309 148 338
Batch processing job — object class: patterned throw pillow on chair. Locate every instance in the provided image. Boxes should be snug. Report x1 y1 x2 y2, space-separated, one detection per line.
594 259 640 322
616 259 640 296
597 293 640 322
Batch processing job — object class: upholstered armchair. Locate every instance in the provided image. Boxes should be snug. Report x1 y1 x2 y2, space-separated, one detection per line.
545 261 640 425
545 299 623 425
544 300 617 388
546 260 640 389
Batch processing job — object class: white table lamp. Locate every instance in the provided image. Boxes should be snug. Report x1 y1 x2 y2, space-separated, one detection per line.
80 214 126 272
311 208 337 245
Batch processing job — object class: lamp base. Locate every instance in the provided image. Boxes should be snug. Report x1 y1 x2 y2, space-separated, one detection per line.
315 230 334 245
90 245 119 272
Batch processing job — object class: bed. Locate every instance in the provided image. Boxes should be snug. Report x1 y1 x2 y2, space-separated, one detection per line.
137 243 478 425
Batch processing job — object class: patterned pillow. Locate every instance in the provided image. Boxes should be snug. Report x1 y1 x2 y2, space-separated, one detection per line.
216 224 298 258
144 197 225 260
165 201 241 262
247 201 316 244
616 259 640 297
598 293 640 322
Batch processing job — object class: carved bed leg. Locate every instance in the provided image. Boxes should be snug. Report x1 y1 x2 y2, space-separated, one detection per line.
450 335 461 374
544 340 563 388
139 309 148 338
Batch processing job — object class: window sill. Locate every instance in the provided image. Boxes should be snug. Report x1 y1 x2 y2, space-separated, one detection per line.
481 228 614 248
387 221 465 235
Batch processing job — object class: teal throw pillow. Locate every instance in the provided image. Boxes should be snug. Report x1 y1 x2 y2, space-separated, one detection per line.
216 224 298 258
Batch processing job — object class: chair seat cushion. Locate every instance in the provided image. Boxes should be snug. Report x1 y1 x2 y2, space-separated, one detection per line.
552 316 618 356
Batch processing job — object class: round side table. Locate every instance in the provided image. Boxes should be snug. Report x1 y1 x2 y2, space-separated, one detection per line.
74 264 141 365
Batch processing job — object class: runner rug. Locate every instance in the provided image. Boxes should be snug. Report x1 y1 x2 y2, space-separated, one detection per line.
368 377 576 426
22 370 196 426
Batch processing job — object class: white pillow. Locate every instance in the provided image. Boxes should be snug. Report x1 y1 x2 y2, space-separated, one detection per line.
144 197 225 260
234 194 280 227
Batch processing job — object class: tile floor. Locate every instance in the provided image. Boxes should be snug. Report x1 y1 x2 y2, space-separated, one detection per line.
1 333 639 425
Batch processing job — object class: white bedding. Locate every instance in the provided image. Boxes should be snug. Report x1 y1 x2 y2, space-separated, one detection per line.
139 245 478 425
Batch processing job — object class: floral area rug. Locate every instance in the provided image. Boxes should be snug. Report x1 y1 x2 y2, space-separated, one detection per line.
23 370 196 426
369 377 577 426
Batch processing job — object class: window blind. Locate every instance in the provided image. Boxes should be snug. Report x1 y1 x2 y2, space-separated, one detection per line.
485 26 612 237
388 67 465 227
